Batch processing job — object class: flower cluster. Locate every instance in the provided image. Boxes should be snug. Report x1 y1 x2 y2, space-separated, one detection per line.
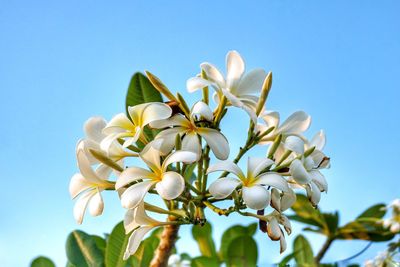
69 51 330 258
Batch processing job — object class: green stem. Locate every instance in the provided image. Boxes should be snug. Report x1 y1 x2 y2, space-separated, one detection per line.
315 237 334 263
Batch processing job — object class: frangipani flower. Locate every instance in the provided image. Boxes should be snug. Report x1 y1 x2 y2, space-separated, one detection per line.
69 150 114 224
258 110 311 144
123 202 166 260
187 50 267 122
207 157 290 210
101 102 172 152
116 143 197 209
150 101 230 160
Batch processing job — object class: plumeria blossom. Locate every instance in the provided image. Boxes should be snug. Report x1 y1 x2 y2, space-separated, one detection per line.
123 202 166 260
101 102 172 153
187 50 267 123
150 101 230 160
382 199 400 233
208 157 290 210
266 211 292 253
69 149 114 224
116 142 197 209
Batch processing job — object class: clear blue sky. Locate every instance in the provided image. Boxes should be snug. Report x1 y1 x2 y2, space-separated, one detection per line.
1 1 399 266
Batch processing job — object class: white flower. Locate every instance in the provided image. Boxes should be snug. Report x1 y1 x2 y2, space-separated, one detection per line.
69 150 114 224
382 199 400 233
150 101 230 160
123 202 165 260
168 254 191 267
187 50 267 122
100 102 172 152
116 143 197 209
258 111 311 144
207 157 289 210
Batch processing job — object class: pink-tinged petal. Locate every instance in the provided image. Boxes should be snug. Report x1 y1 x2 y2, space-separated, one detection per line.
129 102 172 127
267 217 281 240
309 170 328 192
209 177 241 199
73 190 96 225
197 128 230 160
283 136 305 154
191 101 213 121
280 189 297 211
278 111 311 136
76 150 103 184
255 173 290 192
162 151 198 171
124 208 139 234
187 77 212 93
289 159 311 185
150 114 190 129
88 190 104 216
247 157 274 178
237 68 267 95
116 167 155 190
182 132 202 159
200 62 225 89
123 226 154 260
242 185 270 210
156 172 185 200
84 116 107 143
120 181 155 209
309 130 326 151
103 113 134 134
69 173 91 199
306 181 321 207
207 161 245 179
226 50 245 91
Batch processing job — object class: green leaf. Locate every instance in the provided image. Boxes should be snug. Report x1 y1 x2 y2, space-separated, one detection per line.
105 221 131 267
278 252 296 266
130 236 160 267
125 72 163 142
66 230 105 267
356 204 386 219
226 235 257 267
290 194 327 230
219 224 257 261
322 212 339 234
191 256 220 267
192 222 217 258
92 235 107 255
337 220 395 241
293 235 315 266
30 256 56 267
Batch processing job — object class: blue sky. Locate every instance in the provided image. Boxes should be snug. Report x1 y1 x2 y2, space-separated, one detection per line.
0 1 399 266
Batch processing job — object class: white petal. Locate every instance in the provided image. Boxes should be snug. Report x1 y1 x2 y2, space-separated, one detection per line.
247 157 274 178
261 111 280 129
309 170 328 192
226 50 245 91
197 128 230 160
181 132 202 159
289 159 311 184
76 150 103 184
120 181 155 209
162 151 198 171
88 190 104 216
84 116 107 143
150 114 190 129
103 113 134 134
187 77 212 93
134 201 161 225
156 172 185 200
270 188 281 212
241 104 258 125
69 173 91 199
255 173 290 192
200 62 225 89
128 102 172 127
123 226 154 260
280 234 287 253
278 111 311 136
306 181 321 207
309 130 326 151
207 161 245 180
303 157 315 171
267 217 281 240
124 208 139 234
280 189 297 211
208 177 241 199
191 101 213 121
140 143 162 172
154 128 185 155
237 68 267 95
284 136 305 154
95 164 112 180
116 167 155 190
242 185 270 210
73 190 96 225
